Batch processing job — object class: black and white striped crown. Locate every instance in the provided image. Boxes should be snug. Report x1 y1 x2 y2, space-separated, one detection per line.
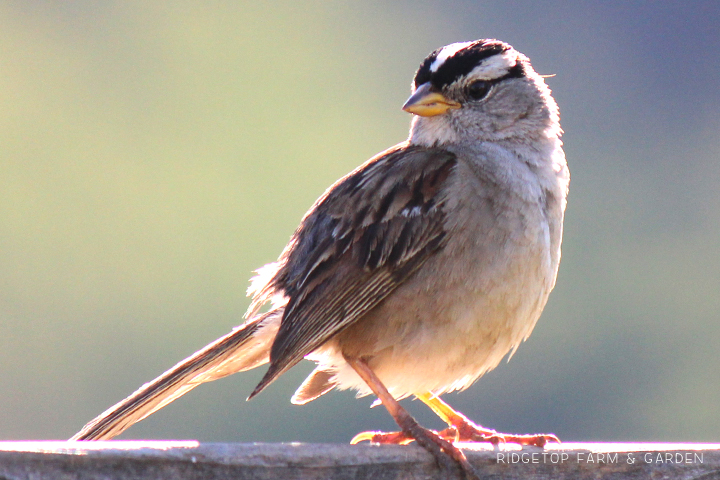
413 39 526 90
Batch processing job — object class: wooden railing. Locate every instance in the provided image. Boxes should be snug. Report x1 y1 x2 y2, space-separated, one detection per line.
0 441 718 479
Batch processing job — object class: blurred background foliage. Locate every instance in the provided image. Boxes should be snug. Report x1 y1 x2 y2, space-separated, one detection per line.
1 1 719 443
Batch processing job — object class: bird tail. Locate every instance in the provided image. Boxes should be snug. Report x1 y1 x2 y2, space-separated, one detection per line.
70 308 282 440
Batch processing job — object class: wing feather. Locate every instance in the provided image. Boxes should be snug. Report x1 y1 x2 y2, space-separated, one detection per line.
249 143 457 397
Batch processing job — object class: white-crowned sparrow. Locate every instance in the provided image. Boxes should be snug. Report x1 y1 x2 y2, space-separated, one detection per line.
72 39 569 477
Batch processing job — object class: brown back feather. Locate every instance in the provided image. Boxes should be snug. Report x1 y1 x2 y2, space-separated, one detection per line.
249 143 457 398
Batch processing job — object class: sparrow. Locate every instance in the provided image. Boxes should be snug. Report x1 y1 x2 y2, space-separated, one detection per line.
71 39 569 478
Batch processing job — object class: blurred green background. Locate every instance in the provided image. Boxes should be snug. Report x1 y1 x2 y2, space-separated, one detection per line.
1 1 719 443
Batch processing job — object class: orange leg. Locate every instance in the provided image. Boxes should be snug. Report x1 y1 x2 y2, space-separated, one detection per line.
345 356 478 480
416 392 559 446
352 390 559 447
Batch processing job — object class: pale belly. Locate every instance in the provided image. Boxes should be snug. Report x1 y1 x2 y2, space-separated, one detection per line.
307 151 564 399
310 226 556 399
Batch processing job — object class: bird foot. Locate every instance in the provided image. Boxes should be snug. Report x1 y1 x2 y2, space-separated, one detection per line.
351 430 418 445
352 425 479 480
351 427 458 445
450 420 560 447
352 422 559 448
408 392 561 447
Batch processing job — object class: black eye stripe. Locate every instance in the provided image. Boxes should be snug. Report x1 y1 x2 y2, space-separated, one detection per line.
464 60 526 101
413 40 525 91
501 61 526 80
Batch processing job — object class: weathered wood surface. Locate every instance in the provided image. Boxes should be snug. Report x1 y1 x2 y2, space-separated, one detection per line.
0 441 718 479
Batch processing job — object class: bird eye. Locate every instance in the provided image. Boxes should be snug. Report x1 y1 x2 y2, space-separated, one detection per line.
467 81 490 100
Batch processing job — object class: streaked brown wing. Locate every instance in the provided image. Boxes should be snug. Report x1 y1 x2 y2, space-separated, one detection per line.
250 143 457 397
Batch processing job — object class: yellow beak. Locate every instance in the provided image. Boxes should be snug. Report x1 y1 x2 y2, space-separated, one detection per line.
402 82 461 117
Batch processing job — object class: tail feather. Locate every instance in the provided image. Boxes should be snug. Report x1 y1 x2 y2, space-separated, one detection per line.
71 309 281 440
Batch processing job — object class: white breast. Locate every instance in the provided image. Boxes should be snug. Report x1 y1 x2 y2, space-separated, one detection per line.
312 141 567 399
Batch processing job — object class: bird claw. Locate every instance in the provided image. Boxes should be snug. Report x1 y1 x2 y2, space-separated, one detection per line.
350 430 417 445
352 425 560 447
498 432 561 447
351 427 479 480
448 421 560 447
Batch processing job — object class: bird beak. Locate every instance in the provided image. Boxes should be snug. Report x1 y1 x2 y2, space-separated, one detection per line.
402 82 461 117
